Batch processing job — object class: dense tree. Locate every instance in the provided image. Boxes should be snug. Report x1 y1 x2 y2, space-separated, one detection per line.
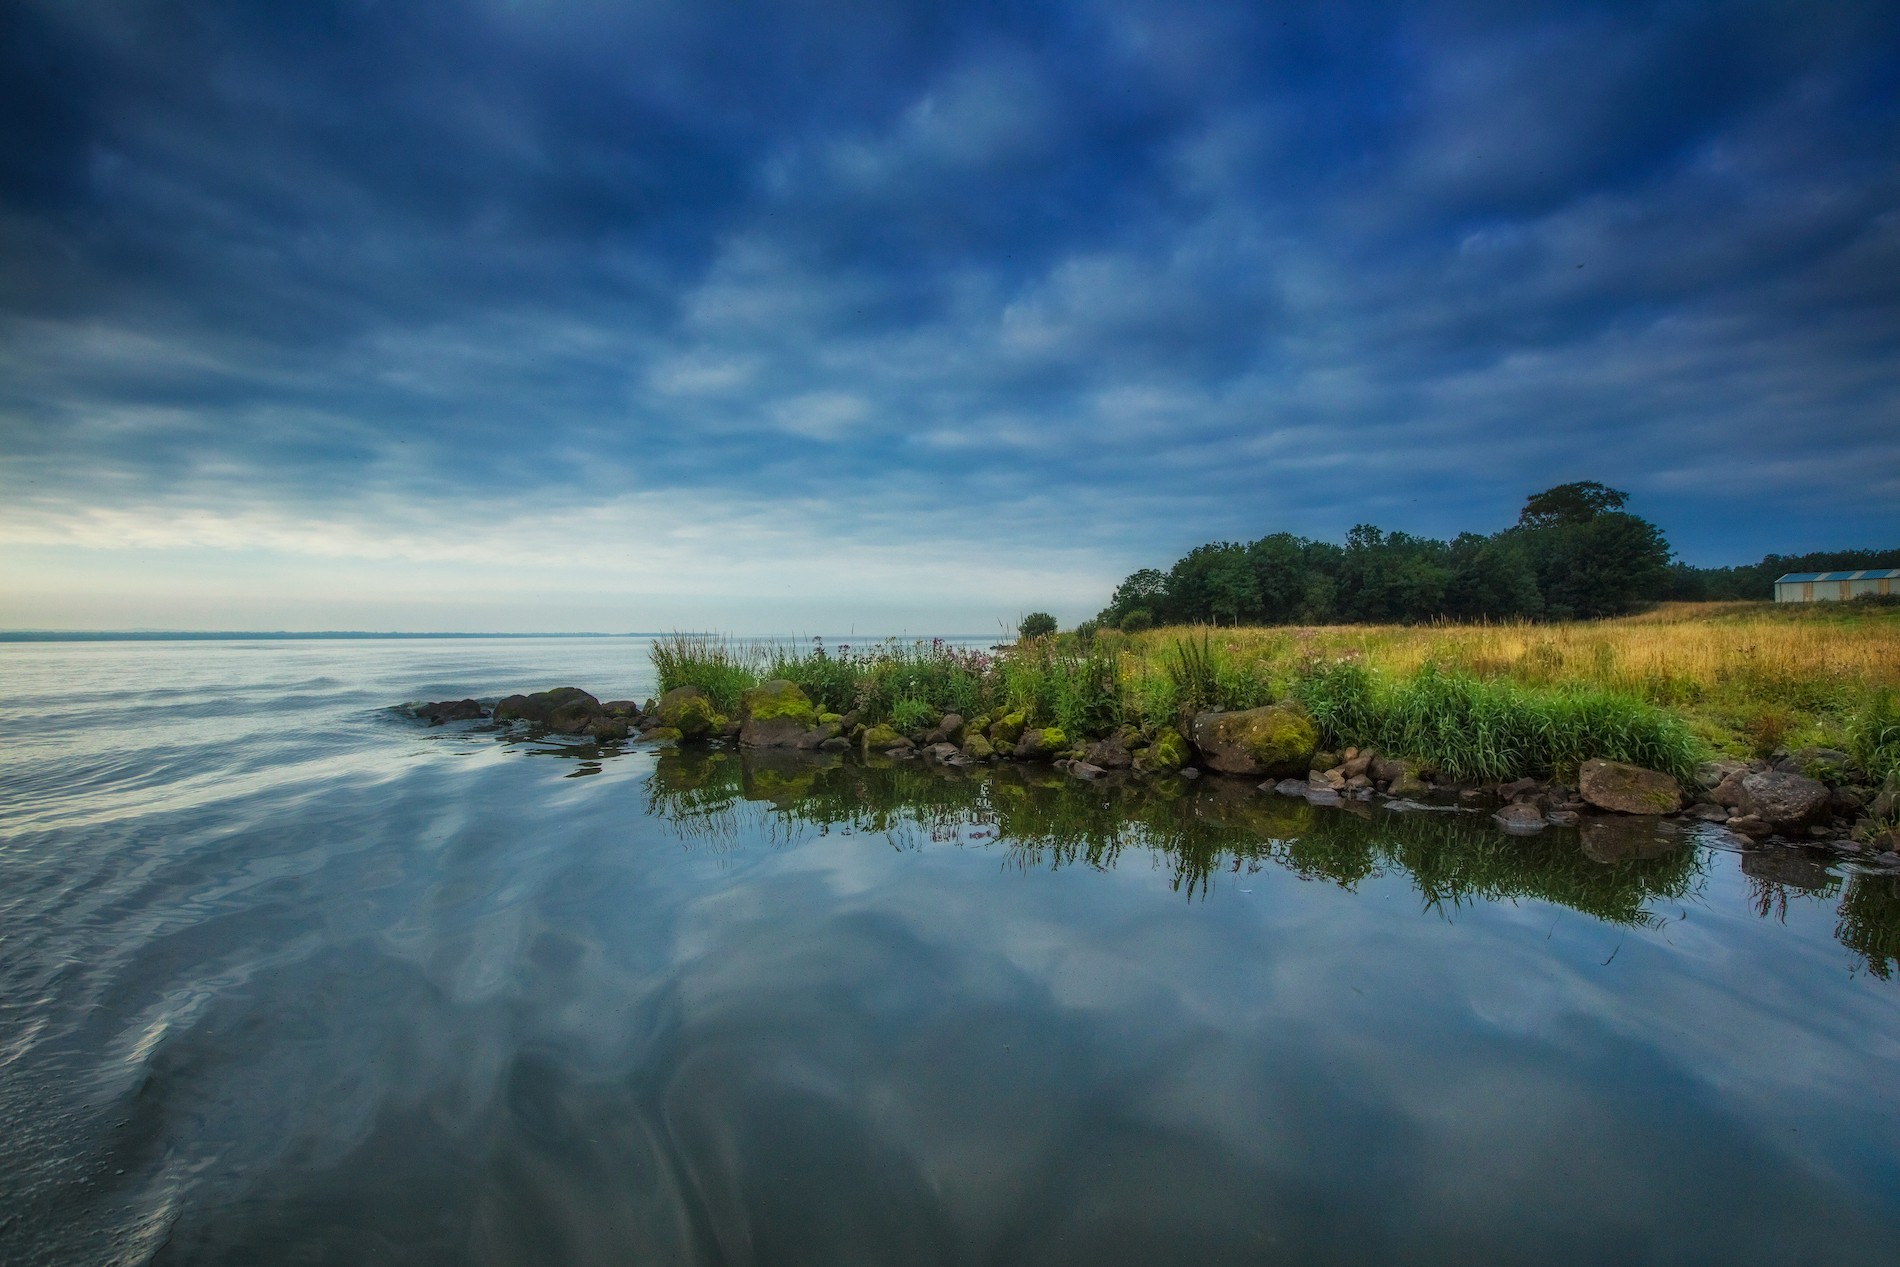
1018 612 1058 640
1092 482 1891 627
1096 482 1687 626
1516 481 1629 529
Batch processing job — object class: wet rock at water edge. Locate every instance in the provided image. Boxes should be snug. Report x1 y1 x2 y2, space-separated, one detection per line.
1188 705 1319 778
1083 737 1133 770
1738 770 1831 828
495 686 602 735
1270 778 1307 797
1013 727 1068 762
1578 759 1683 815
411 698 486 724
654 686 727 742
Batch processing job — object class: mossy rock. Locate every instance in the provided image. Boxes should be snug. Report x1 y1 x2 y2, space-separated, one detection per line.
644 726 683 743
740 679 818 727
656 686 724 742
818 712 843 726
990 711 1028 745
738 679 819 747
1579 759 1684 815
1188 705 1318 777
861 722 910 754
1013 726 1067 761
1140 728 1189 774
963 733 995 761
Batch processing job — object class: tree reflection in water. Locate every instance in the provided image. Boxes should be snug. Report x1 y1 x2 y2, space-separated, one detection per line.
639 746 1900 978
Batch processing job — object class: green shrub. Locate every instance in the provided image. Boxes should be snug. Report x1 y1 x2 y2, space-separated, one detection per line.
650 634 760 714
1849 688 1900 786
1019 611 1059 640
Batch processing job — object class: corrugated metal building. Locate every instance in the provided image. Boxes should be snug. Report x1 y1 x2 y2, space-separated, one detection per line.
1773 569 1900 602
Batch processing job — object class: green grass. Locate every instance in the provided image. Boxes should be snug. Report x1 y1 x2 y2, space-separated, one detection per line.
650 633 761 713
1290 660 1703 783
652 609 1895 789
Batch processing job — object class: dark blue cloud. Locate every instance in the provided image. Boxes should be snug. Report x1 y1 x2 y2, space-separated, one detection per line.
2 0 1896 589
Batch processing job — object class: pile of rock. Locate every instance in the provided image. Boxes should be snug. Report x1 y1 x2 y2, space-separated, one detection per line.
1267 748 1434 807
411 682 1900 862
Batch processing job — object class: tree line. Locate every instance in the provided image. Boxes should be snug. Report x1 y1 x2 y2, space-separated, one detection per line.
1094 482 1899 629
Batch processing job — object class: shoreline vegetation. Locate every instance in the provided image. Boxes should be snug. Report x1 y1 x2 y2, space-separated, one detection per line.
644 602 1899 785
410 598 1900 858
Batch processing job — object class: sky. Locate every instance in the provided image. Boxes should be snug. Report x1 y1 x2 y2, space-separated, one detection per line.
1 0 1896 633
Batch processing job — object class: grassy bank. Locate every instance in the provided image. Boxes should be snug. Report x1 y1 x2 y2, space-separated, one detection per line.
649 602 1900 788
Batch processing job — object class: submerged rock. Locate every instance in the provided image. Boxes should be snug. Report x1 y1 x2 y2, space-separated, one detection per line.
495 687 601 734
412 698 485 724
1493 803 1547 833
1578 759 1683 815
1580 816 1684 863
1187 705 1318 778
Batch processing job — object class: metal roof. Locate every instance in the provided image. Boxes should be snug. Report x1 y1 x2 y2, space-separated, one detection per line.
1775 569 1900 583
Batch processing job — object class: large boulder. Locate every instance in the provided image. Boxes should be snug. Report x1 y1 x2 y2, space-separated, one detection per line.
1578 759 1683 815
655 686 724 742
1739 770 1831 828
738 679 820 748
1187 705 1318 778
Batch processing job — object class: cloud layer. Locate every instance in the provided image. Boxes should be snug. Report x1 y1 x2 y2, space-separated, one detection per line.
2 0 1897 628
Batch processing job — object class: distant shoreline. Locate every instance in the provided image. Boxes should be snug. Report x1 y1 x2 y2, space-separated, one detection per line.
0 631 998 644
0 631 654 642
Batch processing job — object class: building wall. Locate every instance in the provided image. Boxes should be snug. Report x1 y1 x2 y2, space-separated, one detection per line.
1775 577 1894 602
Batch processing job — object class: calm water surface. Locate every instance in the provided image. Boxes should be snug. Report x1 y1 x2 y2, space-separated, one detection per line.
2 637 1898 1265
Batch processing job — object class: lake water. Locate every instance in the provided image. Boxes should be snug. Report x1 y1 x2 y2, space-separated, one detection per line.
2 637 1898 1265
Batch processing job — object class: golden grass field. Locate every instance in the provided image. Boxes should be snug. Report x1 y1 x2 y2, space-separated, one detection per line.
1123 601 1900 761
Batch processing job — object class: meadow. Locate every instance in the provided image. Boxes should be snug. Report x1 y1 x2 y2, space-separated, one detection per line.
650 601 1900 791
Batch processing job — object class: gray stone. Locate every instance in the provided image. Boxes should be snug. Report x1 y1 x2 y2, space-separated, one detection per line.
1710 772 1750 808
1739 770 1831 827
1695 759 1751 790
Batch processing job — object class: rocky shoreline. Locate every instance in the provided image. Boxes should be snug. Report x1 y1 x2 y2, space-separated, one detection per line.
407 681 1900 867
